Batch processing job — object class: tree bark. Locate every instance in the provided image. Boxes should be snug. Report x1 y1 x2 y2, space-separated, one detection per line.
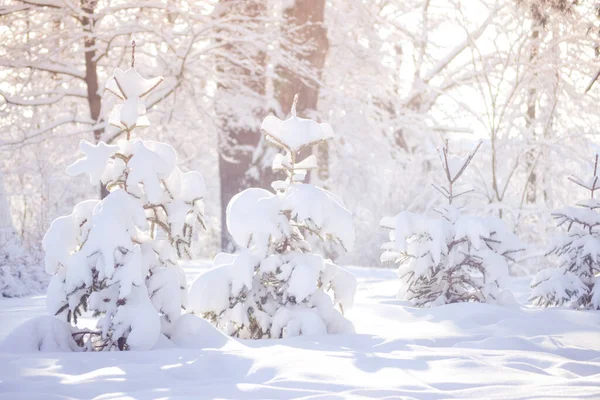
216 0 330 250
276 0 330 181
216 0 269 251
277 0 328 115
80 0 108 199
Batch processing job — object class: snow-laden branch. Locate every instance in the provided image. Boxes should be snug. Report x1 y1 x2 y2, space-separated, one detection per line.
0 59 86 80
422 3 502 83
0 87 86 106
0 117 98 148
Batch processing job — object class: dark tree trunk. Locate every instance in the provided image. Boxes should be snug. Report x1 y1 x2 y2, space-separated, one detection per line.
277 0 336 261
277 0 329 115
215 0 269 251
218 126 265 251
216 0 330 251
80 0 108 198
276 0 330 180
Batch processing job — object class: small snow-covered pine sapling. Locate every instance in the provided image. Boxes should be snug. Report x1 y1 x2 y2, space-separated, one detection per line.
530 154 600 310
42 42 207 351
189 95 357 339
381 140 523 307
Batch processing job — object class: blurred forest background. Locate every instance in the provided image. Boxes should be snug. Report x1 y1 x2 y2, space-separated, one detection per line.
1 0 600 270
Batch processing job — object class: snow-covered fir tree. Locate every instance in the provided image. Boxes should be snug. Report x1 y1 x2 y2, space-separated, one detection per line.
380 141 523 307
530 154 600 310
188 96 357 339
42 47 207 350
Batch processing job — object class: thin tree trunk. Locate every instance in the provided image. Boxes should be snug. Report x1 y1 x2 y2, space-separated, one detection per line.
81 0 108 199
525 28 540 204
0 169 17 246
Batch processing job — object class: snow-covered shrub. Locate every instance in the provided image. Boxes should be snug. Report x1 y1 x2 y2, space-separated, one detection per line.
381 141 523 307
0 231 46 298
42 62 207 350
530 155 600 310
0 171 47 298
189 97 357 339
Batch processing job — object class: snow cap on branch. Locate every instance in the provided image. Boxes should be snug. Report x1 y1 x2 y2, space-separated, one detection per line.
105 61 163 133
261 95 334 153
66 141 119 184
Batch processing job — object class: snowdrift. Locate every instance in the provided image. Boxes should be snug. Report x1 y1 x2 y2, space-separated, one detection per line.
0 266 599 399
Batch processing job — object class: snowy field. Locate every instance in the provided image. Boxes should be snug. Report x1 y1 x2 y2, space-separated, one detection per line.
1 265 599 400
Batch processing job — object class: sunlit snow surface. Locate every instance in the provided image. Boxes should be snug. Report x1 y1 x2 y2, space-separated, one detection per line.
1 265 599 399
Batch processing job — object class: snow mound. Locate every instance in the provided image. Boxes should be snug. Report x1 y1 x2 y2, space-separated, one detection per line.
169 314 236 349
0 315 78 353
1 269 600 399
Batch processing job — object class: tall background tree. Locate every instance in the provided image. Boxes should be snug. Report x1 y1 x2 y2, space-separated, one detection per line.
2 0 600 271
215 0 329 250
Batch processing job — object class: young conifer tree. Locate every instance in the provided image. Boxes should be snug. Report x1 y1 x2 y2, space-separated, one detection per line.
381 141 522 307
42 43 207 350
189 96 357 339
530 154 600 310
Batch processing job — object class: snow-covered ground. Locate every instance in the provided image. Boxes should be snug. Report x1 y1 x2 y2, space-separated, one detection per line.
1 265 599 399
